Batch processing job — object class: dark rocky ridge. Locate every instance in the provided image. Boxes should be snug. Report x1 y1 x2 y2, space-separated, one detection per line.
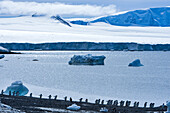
0 42 170 51
0 94 167 113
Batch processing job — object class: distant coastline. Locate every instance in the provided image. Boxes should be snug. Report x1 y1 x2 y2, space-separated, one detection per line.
0 42 170 51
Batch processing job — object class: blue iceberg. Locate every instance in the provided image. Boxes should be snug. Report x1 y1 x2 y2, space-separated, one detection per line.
128 59 144 67
67 104 81 111
4 81 29 96
69 54 106 65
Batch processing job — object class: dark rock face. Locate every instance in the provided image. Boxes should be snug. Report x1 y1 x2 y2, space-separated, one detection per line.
51 15 72 27
69 54 106 65
128 59 144 67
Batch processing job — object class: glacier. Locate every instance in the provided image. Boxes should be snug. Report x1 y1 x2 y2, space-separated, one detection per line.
0 16 170 44
71 7 170 27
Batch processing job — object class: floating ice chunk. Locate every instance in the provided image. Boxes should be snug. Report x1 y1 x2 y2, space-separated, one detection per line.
100 107 108 112
67 104 81 111
0 46 9 53
0 55 5 59
128 59 144 67
32 59 39 61
4 81 29 96
69 54 106 65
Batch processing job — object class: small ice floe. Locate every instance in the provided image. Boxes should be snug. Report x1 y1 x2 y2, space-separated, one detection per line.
0 55 5 59
100 107 108 112
67 104 81 111
4 81 29 96
1 103 12 110
69 54 106 65
128 59 144 67
32 59 39 61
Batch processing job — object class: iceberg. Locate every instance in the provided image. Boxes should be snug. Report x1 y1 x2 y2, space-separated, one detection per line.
67 104 81 111
128 59 144 67
69 54 106 65
0 55 5 59
100 107 108 112
4 81 29 96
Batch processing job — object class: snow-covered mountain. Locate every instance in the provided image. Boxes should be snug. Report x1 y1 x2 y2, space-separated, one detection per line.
0 16 170 44
71 7 170 27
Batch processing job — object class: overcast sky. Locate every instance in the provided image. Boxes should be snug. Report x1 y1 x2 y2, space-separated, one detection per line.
8 0 170 11
0 0 169 17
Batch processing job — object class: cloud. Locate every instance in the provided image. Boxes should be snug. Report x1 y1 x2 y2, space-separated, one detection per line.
0 0 116 17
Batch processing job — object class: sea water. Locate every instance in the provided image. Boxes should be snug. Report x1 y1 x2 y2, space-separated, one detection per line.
0 51 169 106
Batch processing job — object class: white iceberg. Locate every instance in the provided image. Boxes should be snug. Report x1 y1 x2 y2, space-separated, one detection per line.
69 54 106 65
100 107 108 112
4 81 29 96
0 46 9 53
128 59 144 67
0 55 5 59
67 104 81 111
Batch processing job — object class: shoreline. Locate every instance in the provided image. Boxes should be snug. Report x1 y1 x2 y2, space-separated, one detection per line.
0 94 167 113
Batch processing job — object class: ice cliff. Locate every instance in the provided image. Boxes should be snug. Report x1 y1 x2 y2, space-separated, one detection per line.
71 7 170 27
0 42 170 51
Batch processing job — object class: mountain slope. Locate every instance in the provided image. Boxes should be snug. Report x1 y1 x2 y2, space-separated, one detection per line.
71 7 170 27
